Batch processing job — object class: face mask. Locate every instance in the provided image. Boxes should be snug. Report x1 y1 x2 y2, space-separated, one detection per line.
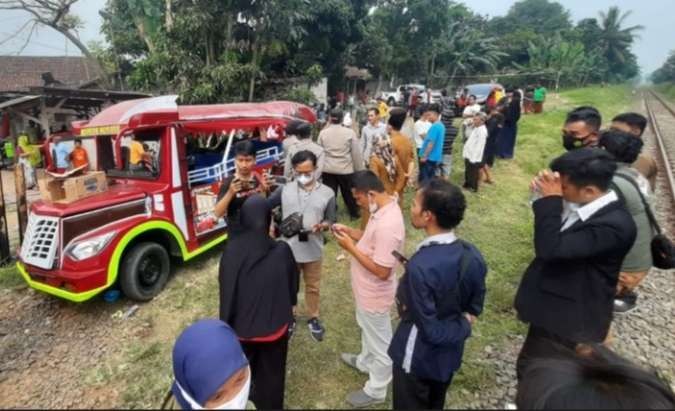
211 373 251 410
562 133 591 151
296 173 313 187
175 367 251 410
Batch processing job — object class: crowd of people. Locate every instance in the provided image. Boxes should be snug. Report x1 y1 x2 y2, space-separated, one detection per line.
163 91 674 410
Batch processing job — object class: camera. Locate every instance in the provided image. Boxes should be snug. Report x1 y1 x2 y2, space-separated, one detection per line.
279 212 304 238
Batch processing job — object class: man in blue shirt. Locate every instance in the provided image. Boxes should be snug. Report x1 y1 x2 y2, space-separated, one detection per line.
53 136 72 172
388 178 487 409
418 104 445 184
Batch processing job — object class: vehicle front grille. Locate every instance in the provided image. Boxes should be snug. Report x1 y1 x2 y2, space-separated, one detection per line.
20 213 60 270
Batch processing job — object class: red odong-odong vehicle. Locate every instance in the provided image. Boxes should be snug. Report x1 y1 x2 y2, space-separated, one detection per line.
16 96 315 302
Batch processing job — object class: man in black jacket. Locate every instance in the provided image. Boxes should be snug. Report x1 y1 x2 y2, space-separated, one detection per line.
389 178 487 409
515 148 637 381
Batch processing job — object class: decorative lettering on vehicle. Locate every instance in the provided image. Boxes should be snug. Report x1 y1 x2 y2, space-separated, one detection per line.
80 125 120 137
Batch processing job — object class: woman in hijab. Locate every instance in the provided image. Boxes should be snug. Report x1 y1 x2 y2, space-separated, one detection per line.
165 319 252 410
481 104 505 184
368 135 406 195
218 194 299 409
363 134 406 228
497 89 522 159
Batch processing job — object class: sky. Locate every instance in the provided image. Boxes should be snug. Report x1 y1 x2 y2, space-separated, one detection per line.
0 0 673 76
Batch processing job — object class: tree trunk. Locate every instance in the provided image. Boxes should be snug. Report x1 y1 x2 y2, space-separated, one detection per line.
165 0 174 30
133 18 155 53
375 72 383 95
205 30 215 67
248 43 259 102
555 72 561 93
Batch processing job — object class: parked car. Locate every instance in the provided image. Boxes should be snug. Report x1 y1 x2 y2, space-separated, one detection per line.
17 97 315 302
459 83 503 106
380 84 426 106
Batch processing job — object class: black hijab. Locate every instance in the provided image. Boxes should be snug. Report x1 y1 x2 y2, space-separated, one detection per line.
218 194 298 338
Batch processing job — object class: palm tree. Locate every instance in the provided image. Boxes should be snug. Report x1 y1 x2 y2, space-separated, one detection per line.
432 21 506 81
597 6 644 65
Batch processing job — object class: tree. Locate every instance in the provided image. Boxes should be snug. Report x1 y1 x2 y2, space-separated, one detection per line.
651 50 675 84
433 21 506 83
515 35 595 90
0 0 99 67
597 6 643 81
489 0 571 36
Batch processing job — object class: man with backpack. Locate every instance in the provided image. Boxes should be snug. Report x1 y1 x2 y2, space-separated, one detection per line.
388 178 487 409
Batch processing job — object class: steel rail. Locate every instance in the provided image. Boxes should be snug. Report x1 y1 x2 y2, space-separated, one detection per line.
644 91 675 205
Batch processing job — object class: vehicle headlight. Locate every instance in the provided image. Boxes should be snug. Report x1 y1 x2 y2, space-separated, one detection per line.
67 232 116 261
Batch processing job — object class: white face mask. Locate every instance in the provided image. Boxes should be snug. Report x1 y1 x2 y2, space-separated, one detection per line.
296 173 314 187
175 367 251 410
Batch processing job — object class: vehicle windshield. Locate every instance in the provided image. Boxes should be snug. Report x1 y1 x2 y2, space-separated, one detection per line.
466 84 494 99
106 129 162 179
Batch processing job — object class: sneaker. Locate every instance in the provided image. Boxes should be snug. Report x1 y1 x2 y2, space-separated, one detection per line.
613 297 636 314
288 317 297 338
308 317 325 342
346 389 384 408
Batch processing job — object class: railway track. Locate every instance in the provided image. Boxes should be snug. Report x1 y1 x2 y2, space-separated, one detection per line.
644 91 675 206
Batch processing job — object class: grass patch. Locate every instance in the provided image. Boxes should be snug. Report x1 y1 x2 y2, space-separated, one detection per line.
655 82 675 102
0 264 23 290
88 85 633 409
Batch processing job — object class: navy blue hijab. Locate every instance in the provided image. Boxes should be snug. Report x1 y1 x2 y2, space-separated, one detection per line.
171 319 248 409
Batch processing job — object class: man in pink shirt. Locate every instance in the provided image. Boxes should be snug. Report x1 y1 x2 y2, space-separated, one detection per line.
333 170 406 408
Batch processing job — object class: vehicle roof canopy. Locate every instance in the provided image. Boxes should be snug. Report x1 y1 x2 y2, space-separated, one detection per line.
78 96 316 136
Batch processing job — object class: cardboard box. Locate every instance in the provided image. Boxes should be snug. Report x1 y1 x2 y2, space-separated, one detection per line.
38 171 108 203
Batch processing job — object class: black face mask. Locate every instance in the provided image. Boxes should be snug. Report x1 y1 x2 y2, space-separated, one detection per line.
562 133 592 151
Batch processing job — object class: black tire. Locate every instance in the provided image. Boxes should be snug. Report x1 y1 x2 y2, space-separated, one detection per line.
119 242 170 301
388 97 396 106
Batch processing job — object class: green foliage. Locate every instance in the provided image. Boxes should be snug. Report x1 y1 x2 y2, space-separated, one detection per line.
489 0 571 36
514 34 600 90
652 51 675 84
596 6 643 82
99 0 644 99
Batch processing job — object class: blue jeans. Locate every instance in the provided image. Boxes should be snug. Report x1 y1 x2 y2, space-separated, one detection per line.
439 154 453 177
418 160 438 184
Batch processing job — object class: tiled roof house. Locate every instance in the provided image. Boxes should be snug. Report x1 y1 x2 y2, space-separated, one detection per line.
0 56 101 92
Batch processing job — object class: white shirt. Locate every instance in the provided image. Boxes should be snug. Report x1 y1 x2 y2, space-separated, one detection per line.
417 231 457 251
413 119 431 149
462 125 488 163
560 191 619 231
462 104 481 126
361 122 388 164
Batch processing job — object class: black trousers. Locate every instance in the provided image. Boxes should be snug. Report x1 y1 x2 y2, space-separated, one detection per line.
241 335 289 409
516 325 577 381
393 366 453 410
322 172 360 218
464 159 481 191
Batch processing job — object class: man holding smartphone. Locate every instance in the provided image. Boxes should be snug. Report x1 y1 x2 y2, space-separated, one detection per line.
388 178 487 409
332 170 405 408
268 150 336 342
214 141 273 236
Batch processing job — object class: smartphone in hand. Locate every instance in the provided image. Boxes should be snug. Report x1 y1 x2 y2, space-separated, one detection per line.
391 250 409 264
